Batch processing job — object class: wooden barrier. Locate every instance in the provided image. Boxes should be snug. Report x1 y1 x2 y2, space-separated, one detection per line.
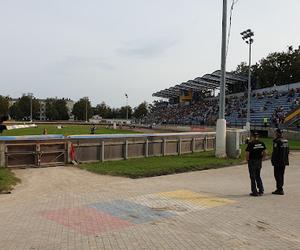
0 132 216 168
69 133 216 164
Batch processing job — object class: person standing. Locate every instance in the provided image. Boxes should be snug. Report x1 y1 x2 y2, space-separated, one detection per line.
271 129 289 195
246 131 267 196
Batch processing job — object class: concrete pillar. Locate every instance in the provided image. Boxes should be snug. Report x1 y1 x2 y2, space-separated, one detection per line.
215 118 227 158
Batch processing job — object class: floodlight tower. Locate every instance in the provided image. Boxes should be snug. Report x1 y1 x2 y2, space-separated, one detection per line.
241 29 254 131
84 96 88 123
28 93 33 122
215 0 227 158
125 94 128 121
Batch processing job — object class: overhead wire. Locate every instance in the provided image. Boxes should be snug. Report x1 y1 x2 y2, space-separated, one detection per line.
226 0 240 58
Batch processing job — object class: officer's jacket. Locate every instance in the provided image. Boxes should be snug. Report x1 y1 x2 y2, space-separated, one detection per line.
271 137 289 166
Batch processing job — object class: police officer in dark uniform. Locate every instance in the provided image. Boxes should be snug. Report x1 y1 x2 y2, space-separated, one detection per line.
246 131 266 196
0 115 8 133
271 128 289 195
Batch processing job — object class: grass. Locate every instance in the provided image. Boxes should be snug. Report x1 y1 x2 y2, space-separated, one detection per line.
0 168 20 193
79 137 300 179
79 151 244 179
0 125 137 136
256 138 300 152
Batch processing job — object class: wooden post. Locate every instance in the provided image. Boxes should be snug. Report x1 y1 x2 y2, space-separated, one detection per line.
124 140 128 160
36 143 41 167
178 138 182 155
163 139 167 156
145 139 149 158
101 141 105 162
204 136 208 151
67 141 72 163
192 137 196 153
0 142 5 167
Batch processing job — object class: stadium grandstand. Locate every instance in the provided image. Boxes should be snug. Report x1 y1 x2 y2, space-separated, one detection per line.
147 70 300 129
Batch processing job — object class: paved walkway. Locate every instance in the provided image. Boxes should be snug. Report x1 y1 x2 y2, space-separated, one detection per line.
1 152 300 250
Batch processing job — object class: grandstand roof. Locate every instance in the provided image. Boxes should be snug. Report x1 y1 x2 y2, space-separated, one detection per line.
152 70 247 98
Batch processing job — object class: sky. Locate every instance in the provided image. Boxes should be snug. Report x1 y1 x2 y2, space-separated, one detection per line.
0 0 299 108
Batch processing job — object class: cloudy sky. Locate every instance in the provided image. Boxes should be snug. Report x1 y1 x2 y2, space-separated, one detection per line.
0 0 299 107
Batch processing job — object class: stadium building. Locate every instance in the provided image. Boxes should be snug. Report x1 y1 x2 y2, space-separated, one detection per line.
150 71 300 128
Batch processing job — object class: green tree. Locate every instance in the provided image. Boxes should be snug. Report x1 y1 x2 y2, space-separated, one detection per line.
133 101 148 118
72 97 92 121
233 62 249 76
233 45 300 90
94 102 112 118
45 99 59 120
45 98 69 120
9 95 40 120
119 106 132 119
0 96 10 116
9 102 21 120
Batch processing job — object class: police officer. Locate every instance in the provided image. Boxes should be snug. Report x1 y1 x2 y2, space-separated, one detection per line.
271 128 289 195
0 115 8 133
246 131 266 196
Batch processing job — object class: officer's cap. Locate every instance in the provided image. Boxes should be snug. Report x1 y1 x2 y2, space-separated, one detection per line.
251 131 259 136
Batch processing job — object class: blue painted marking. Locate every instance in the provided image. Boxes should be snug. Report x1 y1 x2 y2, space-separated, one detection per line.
0 134 65 141
88 200 174 224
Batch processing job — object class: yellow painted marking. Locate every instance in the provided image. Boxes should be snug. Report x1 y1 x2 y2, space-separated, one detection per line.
157 190 235 208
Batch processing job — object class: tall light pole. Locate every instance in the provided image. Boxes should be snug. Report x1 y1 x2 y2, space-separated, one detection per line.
125 93 128 121
241 29 254 131
85 97 88 123
28 93 33 122
215 0 227 158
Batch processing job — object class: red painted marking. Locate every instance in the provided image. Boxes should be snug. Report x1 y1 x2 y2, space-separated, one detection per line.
40 207 132 235
191 127 209 132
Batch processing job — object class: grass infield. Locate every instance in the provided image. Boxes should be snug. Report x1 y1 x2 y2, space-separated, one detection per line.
0 124 136 136
79 138 300 179
79 151 245 179
0 168 20 193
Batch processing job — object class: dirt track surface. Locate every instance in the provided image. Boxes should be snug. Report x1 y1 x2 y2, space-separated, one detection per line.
1 153 300 249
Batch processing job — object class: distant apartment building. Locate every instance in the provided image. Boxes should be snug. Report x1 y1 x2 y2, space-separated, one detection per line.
9 98 74 120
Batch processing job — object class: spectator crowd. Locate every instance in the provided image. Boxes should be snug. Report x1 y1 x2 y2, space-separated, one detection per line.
145 87 300 127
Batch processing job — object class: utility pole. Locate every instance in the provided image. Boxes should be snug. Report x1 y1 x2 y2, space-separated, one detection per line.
85 97 88 123
125 94 128 121
28 93 33 122
241 29 254 131
215 0 227 158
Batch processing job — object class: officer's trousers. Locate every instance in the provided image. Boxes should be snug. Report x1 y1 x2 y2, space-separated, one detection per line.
248 159 264 194
274 164 286 191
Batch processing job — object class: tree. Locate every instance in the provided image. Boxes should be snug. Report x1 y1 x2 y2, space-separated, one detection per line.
9 95 40 120
119 106 132 119
72 97 92 121
9 102 21 120
0 96 10 116
233 45 300 90
45 98 69 120
94 102 112 118
233 62 249 76
133 101 148 118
